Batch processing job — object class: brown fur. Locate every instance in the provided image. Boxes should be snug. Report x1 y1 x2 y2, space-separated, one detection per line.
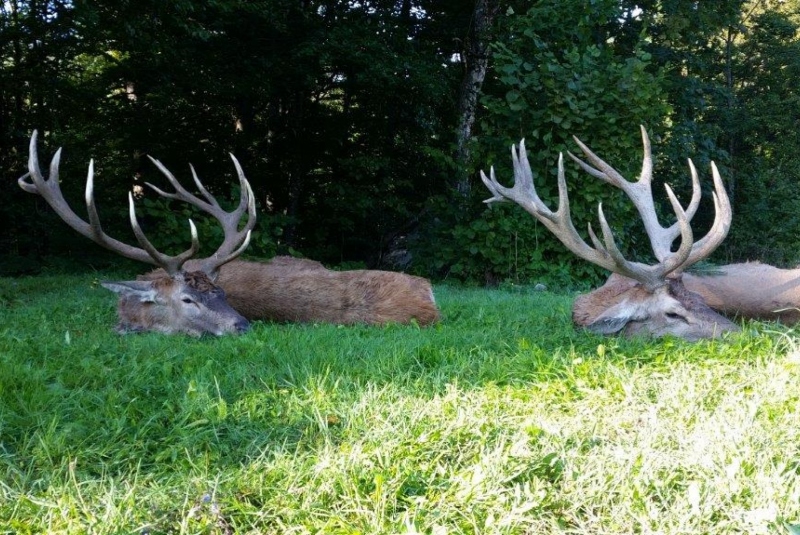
141 256 440 326
682 262 800 323
104 271 250 336
183 270 220 293
113 277 176 333
572 274 639 326
573 273 739 340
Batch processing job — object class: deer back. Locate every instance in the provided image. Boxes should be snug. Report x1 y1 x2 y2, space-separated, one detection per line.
142 257 441 326
683 262 800 323
102 271 249 336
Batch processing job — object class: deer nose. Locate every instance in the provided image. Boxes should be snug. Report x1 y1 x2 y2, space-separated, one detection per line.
235 317 251 333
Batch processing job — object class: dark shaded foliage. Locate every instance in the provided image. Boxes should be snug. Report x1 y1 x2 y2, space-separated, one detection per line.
1 0 462 274
3 0 800 282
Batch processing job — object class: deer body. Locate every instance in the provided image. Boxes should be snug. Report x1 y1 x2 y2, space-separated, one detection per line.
682 263 800 323
144 257 440 326
20 131 439 334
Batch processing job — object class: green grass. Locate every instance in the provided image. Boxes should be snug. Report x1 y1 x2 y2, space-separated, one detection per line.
1 273 800 534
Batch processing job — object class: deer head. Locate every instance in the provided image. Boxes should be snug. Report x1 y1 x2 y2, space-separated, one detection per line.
18 130 257 336
481 126 739 340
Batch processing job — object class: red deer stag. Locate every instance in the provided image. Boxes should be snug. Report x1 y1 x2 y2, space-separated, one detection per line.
19 130 256 336
140 255 440 326
481 126 739 341
558 133 800 325
20 131 440 331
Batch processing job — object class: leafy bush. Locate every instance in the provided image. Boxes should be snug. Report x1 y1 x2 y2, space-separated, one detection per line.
416 3 674 288
414 199 605 291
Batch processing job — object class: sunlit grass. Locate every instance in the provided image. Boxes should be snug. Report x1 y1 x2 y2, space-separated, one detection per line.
1 273 800 534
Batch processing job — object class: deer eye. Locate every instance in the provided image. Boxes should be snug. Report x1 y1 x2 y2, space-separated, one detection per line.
665 311 688 322
181 296 195 304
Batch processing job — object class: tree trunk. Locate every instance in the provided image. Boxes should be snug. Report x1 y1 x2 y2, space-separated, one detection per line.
453 0 499 198
724 25 736 207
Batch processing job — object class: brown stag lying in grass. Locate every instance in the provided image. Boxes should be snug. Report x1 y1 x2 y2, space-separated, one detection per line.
481 125 739 341
571 266 800 328
19 130 256 336
140 256 440 326
591 249 800 325
19 131 439 335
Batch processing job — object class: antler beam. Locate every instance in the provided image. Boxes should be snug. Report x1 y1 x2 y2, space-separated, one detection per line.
568 125 731 267
18 130 256 276
481 126 732 290
145 154 256 275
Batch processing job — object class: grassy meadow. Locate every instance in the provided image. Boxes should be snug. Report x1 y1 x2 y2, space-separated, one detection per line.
2 272 800 534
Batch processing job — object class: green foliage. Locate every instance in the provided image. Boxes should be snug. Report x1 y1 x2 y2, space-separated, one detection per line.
420 1 672 285
625 1 800 265
6 0 800 278
416 199 605 289
1 0 459 271
721 8 800 265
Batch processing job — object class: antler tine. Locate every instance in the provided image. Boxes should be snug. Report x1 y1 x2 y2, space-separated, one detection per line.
569 132 632 188
655 184 695 277
681 160 732 266
598 183 695 289
483 144 649 283
18 130 164 267
568 125 702 263
145 156 217 211
200 155 257 275
225 153 258 228
481 139 567 223
17 130 257 276
573 126 731 274
144 153 257 276
127 192 200 274
577 165 694 289
683 156 702 221
482 145 588 262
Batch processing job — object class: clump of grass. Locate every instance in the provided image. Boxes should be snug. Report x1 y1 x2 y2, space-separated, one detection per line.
1 273 799 533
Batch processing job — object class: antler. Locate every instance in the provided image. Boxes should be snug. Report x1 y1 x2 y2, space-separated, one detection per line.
481 127 731 290
18 130 255 276
145 154 256 276
568 125 731 268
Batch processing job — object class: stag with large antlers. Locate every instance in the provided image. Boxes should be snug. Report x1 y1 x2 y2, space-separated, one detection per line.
19 130 256 336
481 126 739 341
19 131 440 334
140 255 440 326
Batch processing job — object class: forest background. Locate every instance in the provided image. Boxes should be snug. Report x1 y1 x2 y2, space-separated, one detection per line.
2 0 799 289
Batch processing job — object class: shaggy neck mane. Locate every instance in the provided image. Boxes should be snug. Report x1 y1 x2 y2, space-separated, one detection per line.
183 271 218 292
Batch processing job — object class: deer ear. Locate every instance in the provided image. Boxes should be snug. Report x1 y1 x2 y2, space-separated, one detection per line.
101 280 159 303
585 315 631 334
583 298 648 335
